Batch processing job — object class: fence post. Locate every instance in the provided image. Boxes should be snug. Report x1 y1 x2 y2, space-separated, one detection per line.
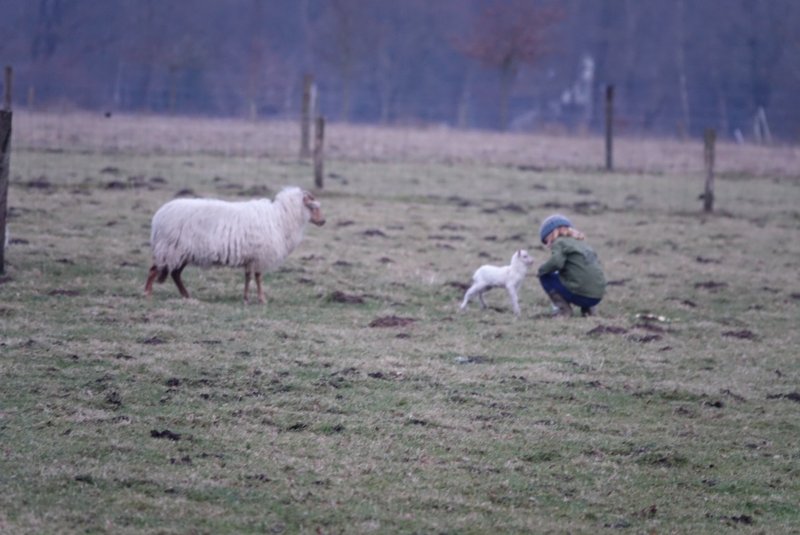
703 128 716 213
605 84 614 171
300 74 313 158
313 116 325 189
0 66 12 274
3 66 11 111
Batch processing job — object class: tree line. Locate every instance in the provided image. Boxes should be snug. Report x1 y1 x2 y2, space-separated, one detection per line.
2 0 798 141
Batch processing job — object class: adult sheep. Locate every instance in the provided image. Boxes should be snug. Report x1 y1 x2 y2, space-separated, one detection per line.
144 186 325 303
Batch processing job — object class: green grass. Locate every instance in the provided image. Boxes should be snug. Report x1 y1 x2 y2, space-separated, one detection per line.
1 116 799 533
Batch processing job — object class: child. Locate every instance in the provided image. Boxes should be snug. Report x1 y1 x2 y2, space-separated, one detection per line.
537 214 606 317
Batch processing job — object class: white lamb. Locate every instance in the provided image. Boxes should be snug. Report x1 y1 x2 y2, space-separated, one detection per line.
460 249 534 316
144 186 325 303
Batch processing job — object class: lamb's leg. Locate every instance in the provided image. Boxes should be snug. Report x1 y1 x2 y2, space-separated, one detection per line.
170 264 190 298
478 289 489 309
144 265 159 297
506 284 521 316
460 282 484 311
255 272 265 304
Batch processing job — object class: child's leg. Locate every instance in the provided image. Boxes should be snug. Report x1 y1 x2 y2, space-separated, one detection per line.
539 272 573 316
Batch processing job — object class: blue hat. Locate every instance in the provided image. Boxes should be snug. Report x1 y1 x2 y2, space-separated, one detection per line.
539 214 572 244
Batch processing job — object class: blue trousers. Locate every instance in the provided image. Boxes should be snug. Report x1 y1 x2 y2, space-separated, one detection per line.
539 272 601 309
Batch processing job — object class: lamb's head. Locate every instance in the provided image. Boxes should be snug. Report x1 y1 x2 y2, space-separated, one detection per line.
302 191 326 226
512 249 534 268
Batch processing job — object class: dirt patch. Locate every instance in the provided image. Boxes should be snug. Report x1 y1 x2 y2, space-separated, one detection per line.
150 429 181 441
694 280 728 292
629 334 662 343
27 176 53 189
695 256 722 264
105 391 122 408
766 392 800 403
722 329 757 340
369 315 415 328
727 515 754 526
587 325 628 336
46 289 81 296
327 291 365 304
445 281 470 292
440 223 467 231
427 234 465 241
573 200 606 214
362 229 387 238
634 323 666 333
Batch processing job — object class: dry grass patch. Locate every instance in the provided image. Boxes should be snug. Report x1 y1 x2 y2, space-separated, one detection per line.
1 114 798 533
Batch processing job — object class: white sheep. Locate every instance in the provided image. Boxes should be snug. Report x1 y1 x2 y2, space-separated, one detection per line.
144 186 325 303
459 249 534 316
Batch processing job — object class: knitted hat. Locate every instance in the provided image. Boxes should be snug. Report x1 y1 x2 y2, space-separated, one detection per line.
539 214 572 244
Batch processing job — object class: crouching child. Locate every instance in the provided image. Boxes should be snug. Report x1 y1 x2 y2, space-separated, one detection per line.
537 214 606 317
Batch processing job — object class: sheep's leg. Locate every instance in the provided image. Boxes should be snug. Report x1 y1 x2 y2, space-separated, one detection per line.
144 265 159 297
170 264 190 298
255 272 265 304
243 268 252 304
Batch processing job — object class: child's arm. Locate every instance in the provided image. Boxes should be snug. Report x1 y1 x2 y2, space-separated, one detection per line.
537 243 566 276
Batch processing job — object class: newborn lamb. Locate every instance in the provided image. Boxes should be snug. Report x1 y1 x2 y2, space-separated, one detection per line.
459 249 534 316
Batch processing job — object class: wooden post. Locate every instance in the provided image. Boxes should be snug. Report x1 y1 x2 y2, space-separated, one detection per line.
0 67 12 274
605 84 614 171
300 74 313 158
3 66 11 111
313 116 325 189
703 128 716 213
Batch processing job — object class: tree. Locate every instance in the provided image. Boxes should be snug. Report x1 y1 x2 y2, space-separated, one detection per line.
456 0 561 130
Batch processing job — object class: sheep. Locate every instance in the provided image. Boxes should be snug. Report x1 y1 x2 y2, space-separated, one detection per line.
459 249 534 316
144 186 325 303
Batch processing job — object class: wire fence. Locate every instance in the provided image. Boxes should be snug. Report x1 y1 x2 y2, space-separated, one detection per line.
6 108 800 221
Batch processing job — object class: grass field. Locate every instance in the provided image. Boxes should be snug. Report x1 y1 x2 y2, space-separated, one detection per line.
1 112 799 533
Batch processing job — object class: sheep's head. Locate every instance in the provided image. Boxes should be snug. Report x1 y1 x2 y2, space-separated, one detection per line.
303 191 326 226
514 249 534 267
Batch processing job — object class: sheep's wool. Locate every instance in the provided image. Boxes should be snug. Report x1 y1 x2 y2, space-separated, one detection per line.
150 187 310 273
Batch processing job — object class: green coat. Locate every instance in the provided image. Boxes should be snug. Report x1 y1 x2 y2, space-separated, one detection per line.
537 237 606 299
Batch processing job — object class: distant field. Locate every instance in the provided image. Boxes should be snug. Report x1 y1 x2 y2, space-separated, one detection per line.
1 112 799 533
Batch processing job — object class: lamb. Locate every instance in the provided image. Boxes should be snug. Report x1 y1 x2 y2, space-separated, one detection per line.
459 249 534 316
144 186 325 303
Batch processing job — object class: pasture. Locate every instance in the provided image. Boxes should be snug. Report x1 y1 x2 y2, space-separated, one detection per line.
1 112 799 533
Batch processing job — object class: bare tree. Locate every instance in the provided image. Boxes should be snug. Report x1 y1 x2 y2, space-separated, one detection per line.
456 0 561 130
